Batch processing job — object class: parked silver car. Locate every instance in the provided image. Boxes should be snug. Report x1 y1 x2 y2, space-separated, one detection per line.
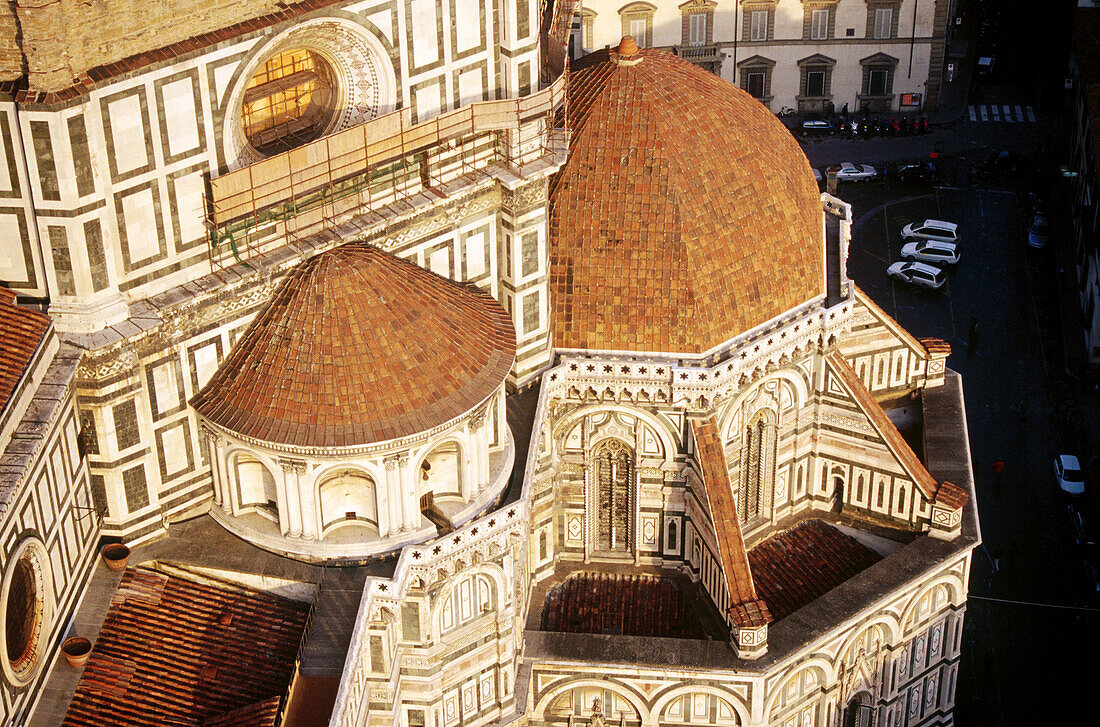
887 261 946 290
827 161 878 182
901 239 960 265
901 219 959 244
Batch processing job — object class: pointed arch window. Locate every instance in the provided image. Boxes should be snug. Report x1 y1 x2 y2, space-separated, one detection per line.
591 440 634 552
738 412 776 523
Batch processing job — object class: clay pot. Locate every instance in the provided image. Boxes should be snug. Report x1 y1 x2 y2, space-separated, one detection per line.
62 637 92 668
101 543 130 571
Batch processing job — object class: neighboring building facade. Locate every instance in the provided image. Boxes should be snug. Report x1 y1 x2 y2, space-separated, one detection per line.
571 0 955 113
1069 2 1100 367
0 3 977 727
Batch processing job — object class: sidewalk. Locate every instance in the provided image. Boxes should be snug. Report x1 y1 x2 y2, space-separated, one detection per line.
931 14 977 124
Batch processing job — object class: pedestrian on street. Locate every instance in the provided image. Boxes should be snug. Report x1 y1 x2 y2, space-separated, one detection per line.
992 458 1004 490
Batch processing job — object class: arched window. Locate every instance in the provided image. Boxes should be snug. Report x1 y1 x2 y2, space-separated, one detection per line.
547 686 640 724
844 691 874 727
440 574 496 635
738 412 776 523
660 692 740 725
242 49 336 155
318 469 378 533
234 454 277 513
591 440 634 552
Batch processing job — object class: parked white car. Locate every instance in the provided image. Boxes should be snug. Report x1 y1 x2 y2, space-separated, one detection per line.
1055 454 1086 496
827 162 878 182
900 239 960 265
901 219 959 244
887 261 946 290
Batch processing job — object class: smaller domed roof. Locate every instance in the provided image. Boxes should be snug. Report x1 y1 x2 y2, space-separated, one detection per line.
191 244 516 448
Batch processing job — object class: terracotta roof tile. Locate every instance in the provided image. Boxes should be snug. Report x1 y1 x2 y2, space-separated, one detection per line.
690 418 762 610
0 287 51 414
749 520 882 622
62 568 308 727
540 572 707 639
549 45 824 354
918 337 952 357
203 697 280 727
934 481 969 510
825 351 938 499
191 243 516 447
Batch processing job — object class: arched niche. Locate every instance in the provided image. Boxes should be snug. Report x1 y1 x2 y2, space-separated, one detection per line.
317 468 379 536
543 681 644 725
658 690 742 725
231 451 278 517
418 438 465 506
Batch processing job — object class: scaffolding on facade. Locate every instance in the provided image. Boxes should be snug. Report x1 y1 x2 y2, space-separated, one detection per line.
204 69 568 273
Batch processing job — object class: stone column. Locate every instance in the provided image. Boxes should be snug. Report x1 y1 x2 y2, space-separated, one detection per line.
278 458 305 537
384 455 402 536
273 462 291 536
200 425 223 506
465 411 487 502
297 463 319 540
397 452 419 531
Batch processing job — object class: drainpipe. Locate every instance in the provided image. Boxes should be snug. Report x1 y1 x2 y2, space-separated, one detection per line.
908 0 919 78
733 1 739 77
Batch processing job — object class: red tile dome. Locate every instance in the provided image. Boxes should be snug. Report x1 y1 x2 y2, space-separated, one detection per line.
191 243 516 448
549 43 825 354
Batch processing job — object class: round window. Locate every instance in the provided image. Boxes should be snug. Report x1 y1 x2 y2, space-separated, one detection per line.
6 558 38 669
241 49 336 156
1 539 50 686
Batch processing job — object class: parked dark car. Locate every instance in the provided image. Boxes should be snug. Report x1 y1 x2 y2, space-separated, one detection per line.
888 160 937 182
800 118 835 136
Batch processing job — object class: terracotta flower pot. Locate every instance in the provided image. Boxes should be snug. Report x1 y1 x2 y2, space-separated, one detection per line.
62 637 92 668
101 543 130 571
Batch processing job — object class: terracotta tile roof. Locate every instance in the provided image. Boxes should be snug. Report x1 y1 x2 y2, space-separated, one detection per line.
203 697 280 727
748 520 882 622
825 351 938 499
690 418 763 614
0 287 51 414
63 568 308 727
191 243 516 447
918 337 952 357
540 572 706 639
549 43 824 354
934 481 969 510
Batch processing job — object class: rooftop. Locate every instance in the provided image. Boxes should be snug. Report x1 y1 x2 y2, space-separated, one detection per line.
749 520 883 622
0 288 51 415
549 42 824 354
61 568 308 727
190 243 516 448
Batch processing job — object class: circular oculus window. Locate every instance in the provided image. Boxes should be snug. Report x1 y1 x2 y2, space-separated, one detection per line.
241 48 337 156
1 539 51 686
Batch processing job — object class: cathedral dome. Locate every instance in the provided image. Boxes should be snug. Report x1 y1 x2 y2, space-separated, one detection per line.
549 40 825 354
191 243 516 448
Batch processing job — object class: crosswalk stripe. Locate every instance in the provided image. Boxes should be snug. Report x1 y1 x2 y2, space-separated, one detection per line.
969 104 1037 123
